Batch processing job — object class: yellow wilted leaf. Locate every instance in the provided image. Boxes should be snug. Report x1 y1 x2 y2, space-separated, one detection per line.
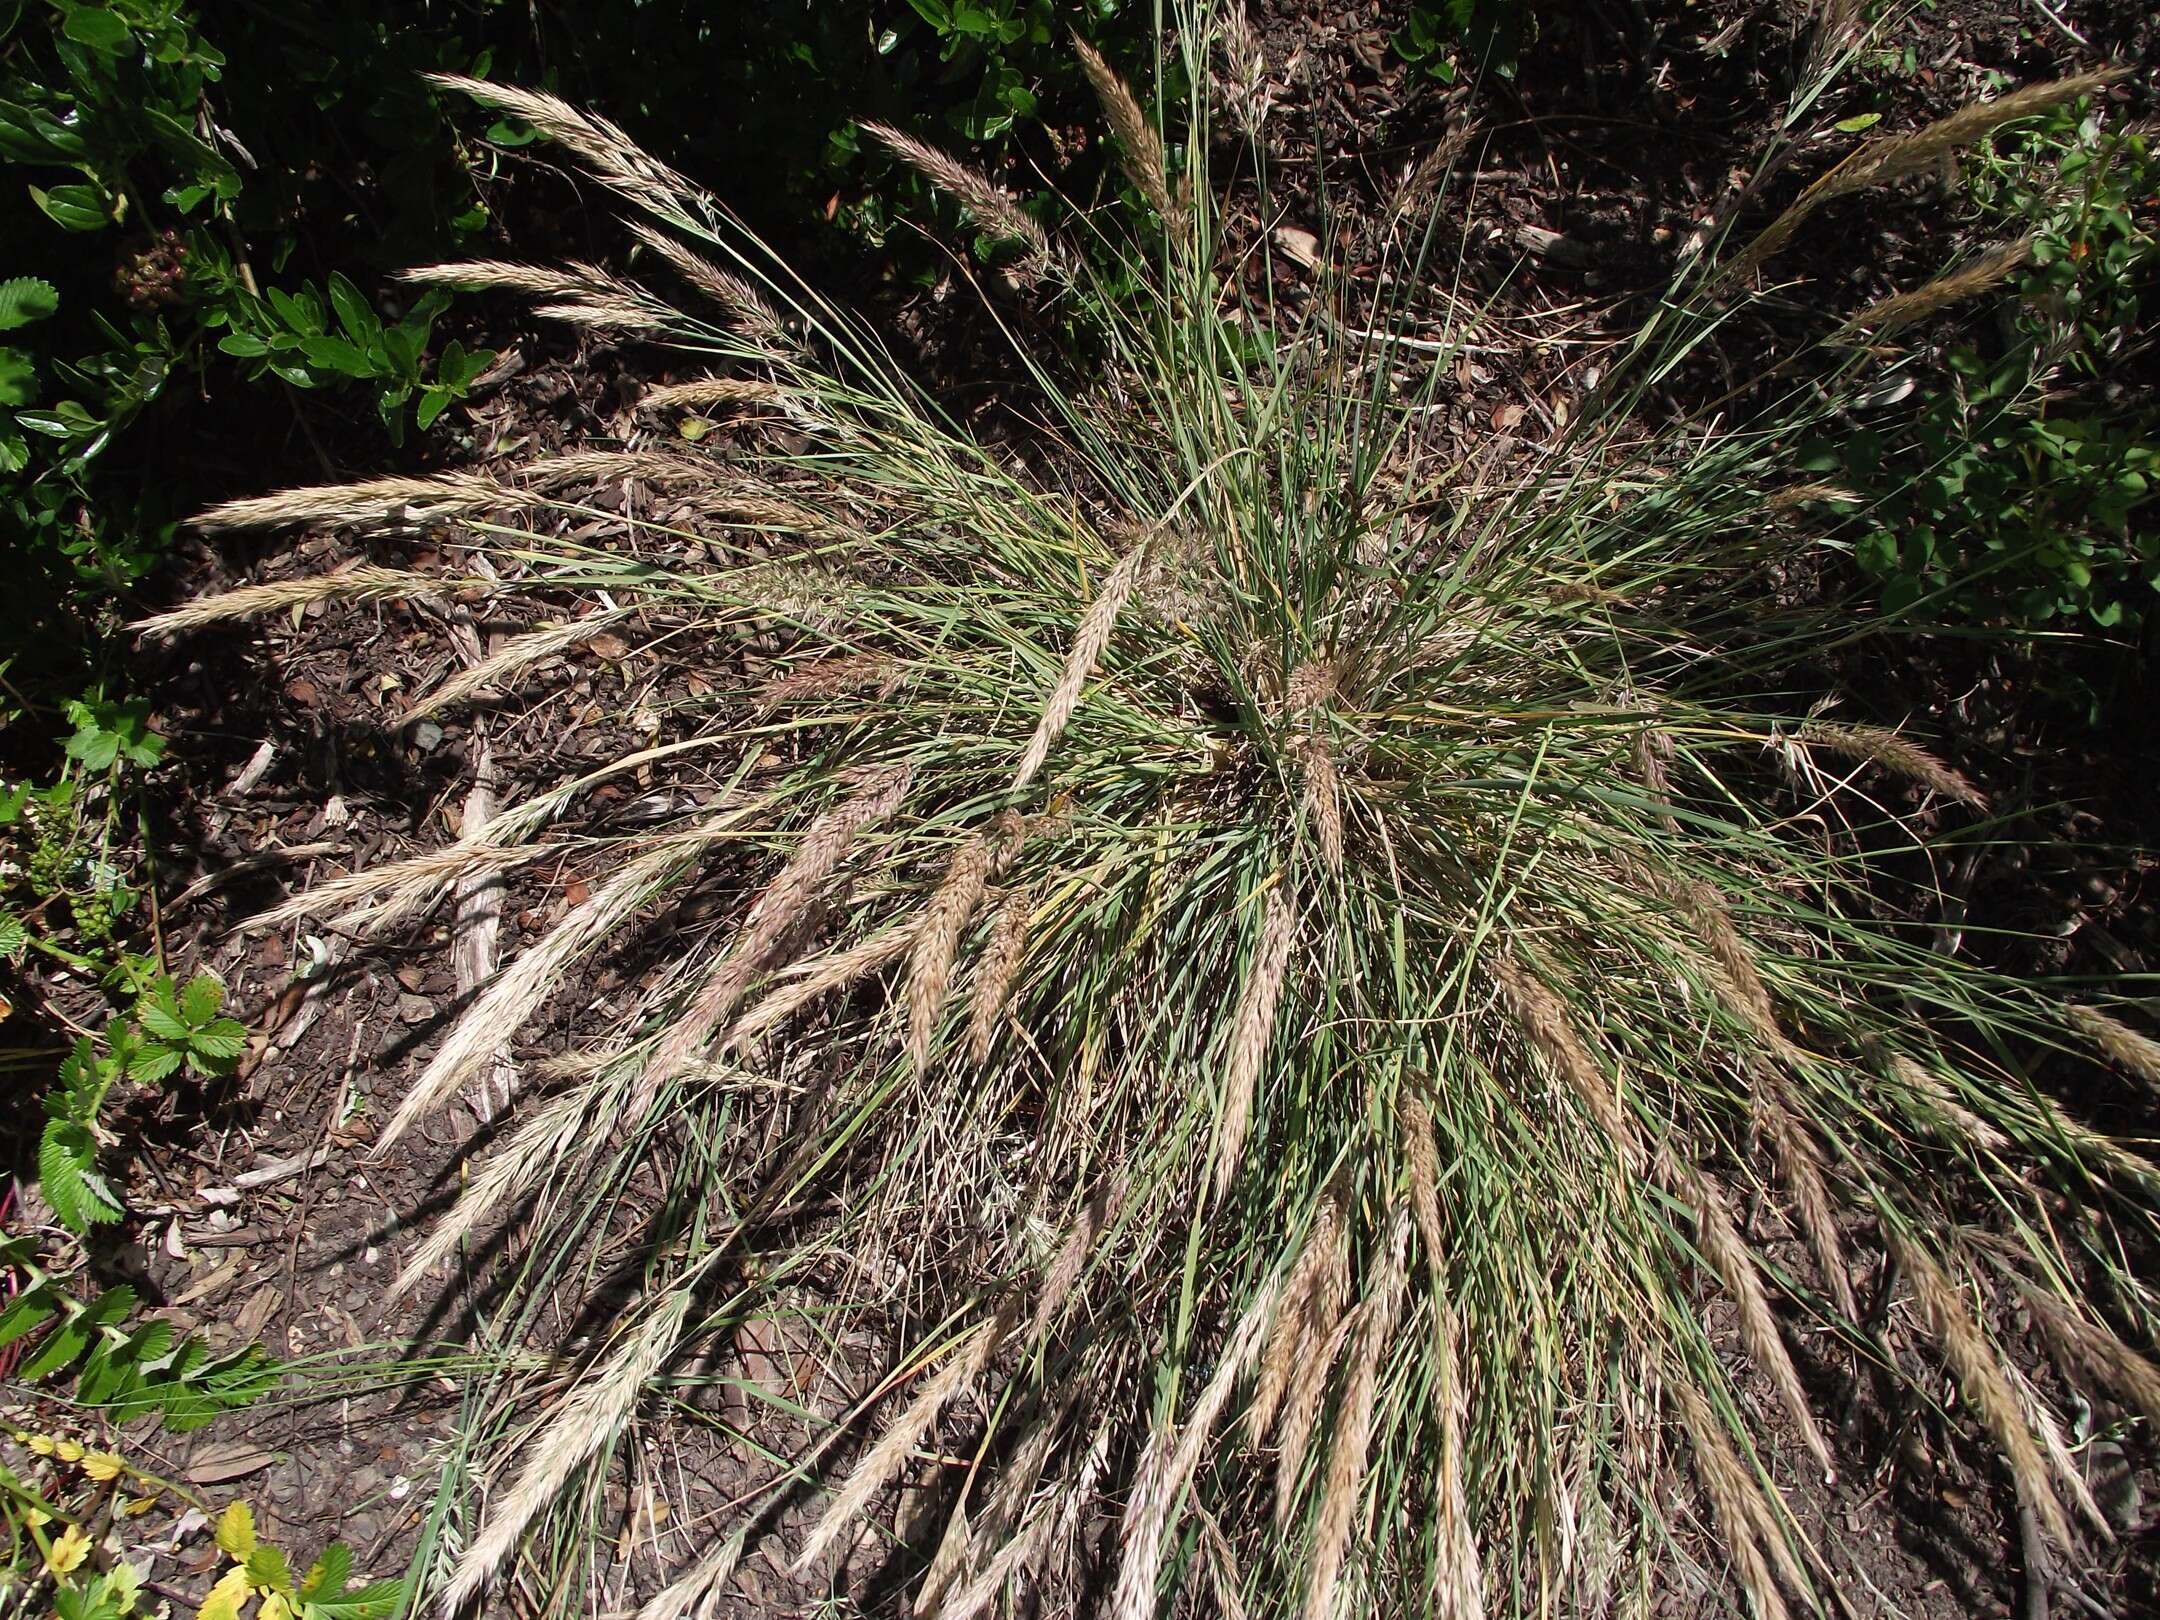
55 1438 85 1463
110 1562 146 1610
214 1500 257 1560
124 1493 161 1517
197 1563 254 1620
44 1522 92 1577
260 1594 294 1620
25 1432 56 1456
81 1450 126 1482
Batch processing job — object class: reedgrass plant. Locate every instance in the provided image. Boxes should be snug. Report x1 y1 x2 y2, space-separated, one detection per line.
149 12 2157 1617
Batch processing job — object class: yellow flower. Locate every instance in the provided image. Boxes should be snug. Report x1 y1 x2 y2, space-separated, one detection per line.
44 1522 91 1577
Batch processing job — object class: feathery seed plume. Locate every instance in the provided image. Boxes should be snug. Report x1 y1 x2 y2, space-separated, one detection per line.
407 607 639 722
439 1289 697 1615
193 473 538 533
796 1310 1012 1572
1305 1214 1410 1620
1071 33 1179 226
860 121 1053 280
965 886 1035 1066
639 766 911 1104
392 1074 623 1299
1726 70 2123 278
1251 1196 1346 1446
1012 533 1149 790
1274 1306 1354 1527
1633 726 1680 831
1754 1082 1858 1319
532 294 669 331
627 222 797 351
1671 1376 1795 1620
429 73 707 216
1433 1284 1485 1620
2015 1281 2160 1428
1679 881 1782 1049
908 813 1028 1071
1392 125 1472 223
634 1530 747 1620
1661 1150 1834 1477
380 825 720 1152
2066 1004 2160 1092
1401 1089 1447 1281
1889 1052 2010 1152
1304 736 1344 873
1215 889 1298 1199
1889 1228 2073 1548
638 377 789 415
753 652 896 712
724 919 922 1054
1764 480 1862 514
1835 237 2034 340
1797 719 1987 809
399 261 601 298
1493 955 1634 1161
1111 1278 1282 1620
135 566 465 635
1030 1177 1124 1346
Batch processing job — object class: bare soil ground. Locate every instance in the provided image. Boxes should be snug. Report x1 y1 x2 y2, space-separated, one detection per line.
8 0 2159 1615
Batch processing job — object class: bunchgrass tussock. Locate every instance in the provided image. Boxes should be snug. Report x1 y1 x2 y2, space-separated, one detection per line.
174 19 2157 1620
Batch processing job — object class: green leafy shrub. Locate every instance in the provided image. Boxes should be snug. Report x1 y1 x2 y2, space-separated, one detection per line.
162 41 2160 1620
0 1427 387 1620
1393 0 1532 83
1833 97 2157 642
193 1503 401 1620
0 1241 274 1430
37 973 246 1236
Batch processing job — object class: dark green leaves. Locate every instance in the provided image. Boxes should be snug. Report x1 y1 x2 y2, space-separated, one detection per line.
0 275 59 330
29 181 111 231
0 1240 276 1430
38 1112 124 1232
63 695 164 771
135 972 249 1075
60 7 134 56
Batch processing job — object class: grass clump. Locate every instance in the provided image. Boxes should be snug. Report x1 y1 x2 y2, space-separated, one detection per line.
153 16 2159 1619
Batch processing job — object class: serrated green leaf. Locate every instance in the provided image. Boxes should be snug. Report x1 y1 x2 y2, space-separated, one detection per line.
180 972 226 1025
215 1500 257 1559
0 275 58 331
129 1044 185 1083
0 1282 58 1347
0 913 25 959
300 1544 352 1599
246 1543 294 1593
18 1310 89 1381
309 1577 404 1620
188 1022 248 1066
136 997 190 1042
39 1117 123 1233
0 346 32 407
